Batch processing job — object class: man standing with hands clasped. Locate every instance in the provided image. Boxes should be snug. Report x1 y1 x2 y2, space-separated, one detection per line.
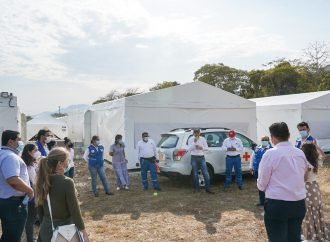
188 129 214 194
222 130 244 190
0 130 34 242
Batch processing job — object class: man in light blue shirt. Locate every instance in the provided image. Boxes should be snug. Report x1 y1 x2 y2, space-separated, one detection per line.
0 130 33 242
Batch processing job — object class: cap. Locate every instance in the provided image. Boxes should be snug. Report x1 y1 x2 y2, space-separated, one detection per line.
228 130 236 138
193 128 200 133
142 132 149 137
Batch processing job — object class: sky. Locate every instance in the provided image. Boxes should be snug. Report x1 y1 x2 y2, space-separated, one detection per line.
1 0 329 115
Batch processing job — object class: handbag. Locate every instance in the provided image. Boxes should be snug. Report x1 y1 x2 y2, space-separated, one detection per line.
47 194 84 242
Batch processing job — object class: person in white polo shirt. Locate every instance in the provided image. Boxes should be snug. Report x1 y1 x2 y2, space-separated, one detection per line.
137 132 161 191
188 129 214 194
222 130 244 190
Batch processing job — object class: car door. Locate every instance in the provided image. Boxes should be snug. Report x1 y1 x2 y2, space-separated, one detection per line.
235 133 254 172
201 132 226 174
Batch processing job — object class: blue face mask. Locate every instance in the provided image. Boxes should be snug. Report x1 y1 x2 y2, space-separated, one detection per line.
261 141 269 147
299 130 308 138
17 141 24 153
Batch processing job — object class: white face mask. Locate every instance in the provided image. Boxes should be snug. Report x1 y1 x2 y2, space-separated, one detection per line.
143 137 148 142
45 136 52 144
17 141 24 152
33 151 41 160
95 140 100 146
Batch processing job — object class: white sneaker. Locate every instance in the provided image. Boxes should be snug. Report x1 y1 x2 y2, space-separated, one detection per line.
124 186 129 190
116 187 120 191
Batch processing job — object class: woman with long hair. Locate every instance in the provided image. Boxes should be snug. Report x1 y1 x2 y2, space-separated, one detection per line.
301 143 329 241
35 147 89 241
21 143 41 242
109 134 130 191
64 137 75 178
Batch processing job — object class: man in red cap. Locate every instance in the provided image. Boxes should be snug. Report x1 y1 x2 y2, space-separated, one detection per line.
221 130 244 190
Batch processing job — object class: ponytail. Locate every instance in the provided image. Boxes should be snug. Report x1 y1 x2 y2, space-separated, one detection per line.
35 147 70 206
35 157 51 206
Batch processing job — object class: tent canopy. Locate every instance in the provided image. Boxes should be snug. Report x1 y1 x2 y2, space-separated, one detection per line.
27 114 68 140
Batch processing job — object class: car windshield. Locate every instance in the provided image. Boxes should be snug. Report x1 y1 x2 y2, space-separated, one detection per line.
157 134 179 148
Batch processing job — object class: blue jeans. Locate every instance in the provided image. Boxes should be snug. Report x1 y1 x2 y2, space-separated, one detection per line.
191 155 210 190
140 158 160 189
0 197 27 242
88 165 110 194
225 156 243 187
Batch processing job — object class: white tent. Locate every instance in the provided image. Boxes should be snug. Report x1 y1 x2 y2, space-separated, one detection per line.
66 81 257 169
27 114 68 140
250 90 330 152
0 93 21 137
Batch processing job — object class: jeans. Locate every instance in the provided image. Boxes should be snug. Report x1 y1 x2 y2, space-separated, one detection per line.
25 202 37 242
225 156 243 187
254 171 265 204
264 198 306 242
140 158 160 189
88 165 110 194
0 197 27 242
64 167 74 179
191 155 210 191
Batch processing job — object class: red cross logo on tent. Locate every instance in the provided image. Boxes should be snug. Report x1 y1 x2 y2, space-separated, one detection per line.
242 152 251 161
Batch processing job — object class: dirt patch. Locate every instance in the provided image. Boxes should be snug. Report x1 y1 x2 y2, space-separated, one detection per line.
71 158 330 242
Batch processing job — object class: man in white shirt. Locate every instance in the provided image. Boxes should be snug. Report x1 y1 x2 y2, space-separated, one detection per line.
221 130 244 190
137 132 160 191
188 129 214 194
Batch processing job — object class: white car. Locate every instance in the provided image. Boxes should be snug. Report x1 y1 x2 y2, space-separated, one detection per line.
157 128 257 185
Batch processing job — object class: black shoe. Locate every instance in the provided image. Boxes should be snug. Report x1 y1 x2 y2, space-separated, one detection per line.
256 203 264 207
154 188 161 191
206 190 215 194
94 192 99 197
143 187 148 191
238 186 243 190
105 192 114 195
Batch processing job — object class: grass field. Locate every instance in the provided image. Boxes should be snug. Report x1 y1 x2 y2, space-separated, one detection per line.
72 157 330 242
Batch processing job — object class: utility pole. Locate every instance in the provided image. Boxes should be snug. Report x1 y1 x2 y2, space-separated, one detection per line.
58 106 61 115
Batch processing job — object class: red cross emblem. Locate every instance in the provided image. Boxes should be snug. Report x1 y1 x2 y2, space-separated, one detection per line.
242 152 251 161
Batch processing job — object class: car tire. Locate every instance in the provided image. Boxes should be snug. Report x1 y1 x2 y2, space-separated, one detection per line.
191 164 214 187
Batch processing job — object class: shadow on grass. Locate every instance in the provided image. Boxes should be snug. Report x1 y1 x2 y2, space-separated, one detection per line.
76 160 264 236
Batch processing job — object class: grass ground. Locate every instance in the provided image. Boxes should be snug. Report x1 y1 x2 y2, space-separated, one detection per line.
71 157 330 242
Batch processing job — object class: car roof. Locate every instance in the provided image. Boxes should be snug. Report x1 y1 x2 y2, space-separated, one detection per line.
162 128 231 135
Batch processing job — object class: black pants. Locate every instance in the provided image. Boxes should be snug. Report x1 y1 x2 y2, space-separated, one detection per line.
0 197 27 242
254 171 265 204
264 198 306 242
25 202 37 242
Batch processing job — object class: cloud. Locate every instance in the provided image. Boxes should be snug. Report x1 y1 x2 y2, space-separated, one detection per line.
0 0 290 84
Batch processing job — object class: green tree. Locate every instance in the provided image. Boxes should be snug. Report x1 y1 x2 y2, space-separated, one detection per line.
193 63 249 96
261 62 301 96
149 81 180 91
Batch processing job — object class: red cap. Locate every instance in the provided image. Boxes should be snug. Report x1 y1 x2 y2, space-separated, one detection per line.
228 130 236 138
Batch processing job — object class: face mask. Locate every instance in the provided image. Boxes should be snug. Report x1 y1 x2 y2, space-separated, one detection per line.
17 141 24 152
143 137 148 142
95 140 100 146
68 143 74 148
33 151 42 160
45 136 52 143
118 140 124 145
299 130 308 138
261 141 269 147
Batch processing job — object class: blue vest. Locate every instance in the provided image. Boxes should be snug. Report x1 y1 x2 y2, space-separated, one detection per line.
252 146 272 171
88 144 104 167
295 135 314 149
36 141 47 156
